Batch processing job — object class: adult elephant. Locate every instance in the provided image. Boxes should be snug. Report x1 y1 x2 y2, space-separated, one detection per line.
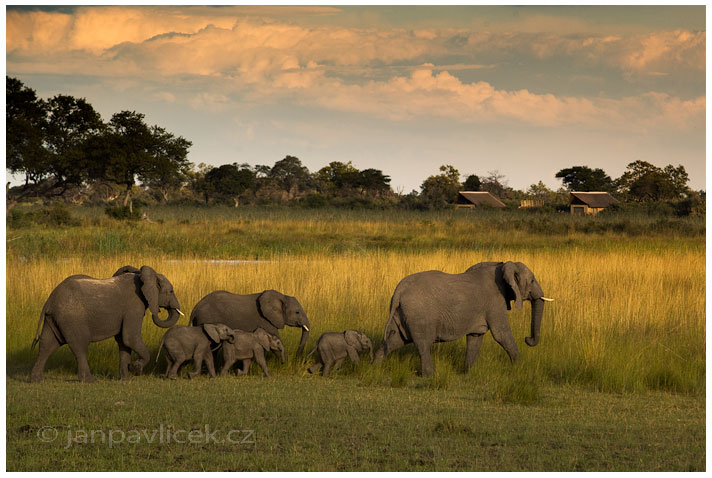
30 265 184 383
190 290 310 358
372 261 553 377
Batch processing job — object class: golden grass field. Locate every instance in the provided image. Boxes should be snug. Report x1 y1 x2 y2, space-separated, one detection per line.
5 207 706 471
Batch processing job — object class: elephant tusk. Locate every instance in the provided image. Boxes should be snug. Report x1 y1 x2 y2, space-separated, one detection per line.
302 325 309 332
540 297 554 302
177 309 186 316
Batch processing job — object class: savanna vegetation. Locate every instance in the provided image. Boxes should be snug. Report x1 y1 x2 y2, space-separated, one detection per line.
6 205 705 471
7 76 706 217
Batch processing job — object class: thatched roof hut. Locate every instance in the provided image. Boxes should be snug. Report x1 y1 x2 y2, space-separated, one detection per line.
569 192 618 215
456 191 506 208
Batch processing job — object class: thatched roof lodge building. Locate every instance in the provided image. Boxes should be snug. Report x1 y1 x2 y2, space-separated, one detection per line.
568 192 618 215
456 191 506 208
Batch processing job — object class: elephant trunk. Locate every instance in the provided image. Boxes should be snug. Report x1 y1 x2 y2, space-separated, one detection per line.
295 319 310 357
524 298 545 347
367 343 374 362
280 347 287 363
152 307 182 328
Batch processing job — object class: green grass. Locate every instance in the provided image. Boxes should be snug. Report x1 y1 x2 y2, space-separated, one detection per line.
6 374 705 471
6 205 706 470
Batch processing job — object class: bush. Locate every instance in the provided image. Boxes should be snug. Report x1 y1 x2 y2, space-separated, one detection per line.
105 204 142 221
8 203 80 228
300 193 329 209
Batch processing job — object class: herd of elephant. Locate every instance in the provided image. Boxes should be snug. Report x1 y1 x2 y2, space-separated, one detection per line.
29 261 552 383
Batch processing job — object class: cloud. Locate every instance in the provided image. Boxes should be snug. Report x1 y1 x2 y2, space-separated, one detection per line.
6 6 704 133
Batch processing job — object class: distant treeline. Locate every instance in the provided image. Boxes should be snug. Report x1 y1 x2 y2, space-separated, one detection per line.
7 77 705 217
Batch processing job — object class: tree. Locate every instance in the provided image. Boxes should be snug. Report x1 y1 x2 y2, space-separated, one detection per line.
462 174 481 191
617 160 690 202
87 111 191 212
314 161 360 194
480 170 512 199
140 126 192 202
555 166 615 192
6 77 49 210
269 155 311 200
203 163 255 206
44 94 104 194
358 168 391 197
420 164 461 209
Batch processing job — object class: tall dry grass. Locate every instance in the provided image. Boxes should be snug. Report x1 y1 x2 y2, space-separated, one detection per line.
7 243 704 393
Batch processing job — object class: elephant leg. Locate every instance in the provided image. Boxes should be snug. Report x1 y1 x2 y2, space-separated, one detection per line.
189 355 203 379
122 326 151 375
30 326 62 383
346 346 360 365
489 320 520 362
332 358 345 374
322 359 334 377
66 334 97 383
204 351 217 378
167 357 183 379
237 359 251 375
114 335 132 380
164 356 173 378
253 348 270 377
415 340 434 377
465 333 484 372
220 355 237 376
308 360 323 374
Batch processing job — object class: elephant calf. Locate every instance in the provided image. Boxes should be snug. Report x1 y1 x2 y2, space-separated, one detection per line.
220 328 286 378
307 330 373 377
156 324 236 379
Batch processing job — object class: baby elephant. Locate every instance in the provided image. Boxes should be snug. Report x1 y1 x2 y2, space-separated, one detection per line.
308 330 373 377
220 328 286 378
157 324 236 379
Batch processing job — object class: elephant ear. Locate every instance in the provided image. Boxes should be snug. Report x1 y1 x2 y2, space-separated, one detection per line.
139 265 160 318
203 324 222 343
113 265 140 277
344 330 361 349
254 328 271 349
257 290 286 329
502 261 523 310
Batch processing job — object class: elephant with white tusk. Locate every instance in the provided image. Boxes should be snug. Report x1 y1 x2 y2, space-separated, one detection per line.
30 265 184 383
190 289 310 359
373 261 552 377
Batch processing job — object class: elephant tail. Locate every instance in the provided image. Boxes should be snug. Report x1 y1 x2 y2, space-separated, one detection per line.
155 335 166 364
305 347 316 359
31 304 48 351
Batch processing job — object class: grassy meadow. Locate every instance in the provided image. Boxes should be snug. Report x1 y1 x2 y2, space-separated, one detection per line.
6 206 706 471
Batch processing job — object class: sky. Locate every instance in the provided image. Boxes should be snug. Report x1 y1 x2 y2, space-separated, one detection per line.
5 5 707 192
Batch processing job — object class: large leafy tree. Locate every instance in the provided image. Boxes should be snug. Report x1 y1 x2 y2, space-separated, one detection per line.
358 168 391 197
617 160 690 202
87 111 191 211
44 94 104 192
140 126 192 202
462 174 481 191
6 77 49 210
203 163 255 206
420 164 461 209
269 155 311 200
555 166 615 192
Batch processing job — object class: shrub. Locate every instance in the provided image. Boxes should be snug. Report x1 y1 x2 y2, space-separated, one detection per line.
8 203 80 228
105 204 142 221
